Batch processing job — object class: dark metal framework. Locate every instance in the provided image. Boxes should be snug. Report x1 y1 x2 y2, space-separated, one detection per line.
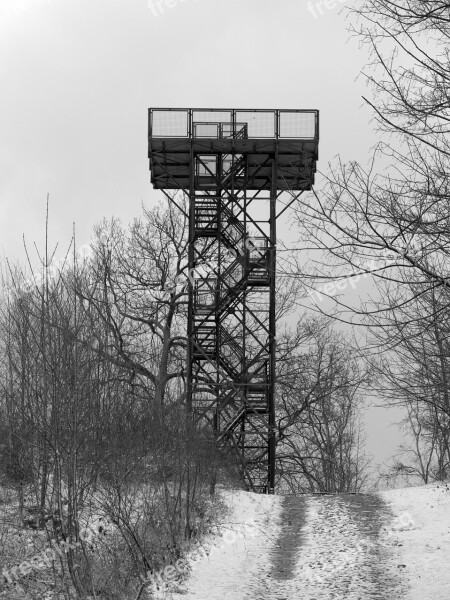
148 108 319 492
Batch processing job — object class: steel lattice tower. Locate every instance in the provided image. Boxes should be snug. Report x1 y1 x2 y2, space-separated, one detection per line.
148 108 319 492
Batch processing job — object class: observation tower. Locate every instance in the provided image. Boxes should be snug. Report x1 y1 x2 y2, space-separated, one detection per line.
148 108 319 492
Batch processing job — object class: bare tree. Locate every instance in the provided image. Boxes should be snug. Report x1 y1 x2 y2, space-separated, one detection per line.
76 197 191 408
276 318 370 493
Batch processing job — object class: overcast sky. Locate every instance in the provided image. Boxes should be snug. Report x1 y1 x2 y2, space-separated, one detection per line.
0 0 402 479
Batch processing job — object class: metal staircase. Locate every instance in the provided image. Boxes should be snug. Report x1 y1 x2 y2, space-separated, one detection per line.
189 153 273 492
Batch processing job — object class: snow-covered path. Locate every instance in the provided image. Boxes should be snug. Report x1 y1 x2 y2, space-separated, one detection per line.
170 484 450 600
380 483 450 600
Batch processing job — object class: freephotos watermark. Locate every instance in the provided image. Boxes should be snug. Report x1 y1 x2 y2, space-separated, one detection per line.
141 519 258 597
306 0 357 19
1 525 96 585
148 0 200 18
307 244 423 304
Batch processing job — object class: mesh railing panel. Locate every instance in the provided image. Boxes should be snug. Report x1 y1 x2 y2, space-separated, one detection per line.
193 110 232 124
194 123 220 138
279 111 316 139
151 110 189 137
235 111 276 138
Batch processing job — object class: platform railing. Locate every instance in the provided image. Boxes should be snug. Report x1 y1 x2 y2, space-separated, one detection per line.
149 108 319 140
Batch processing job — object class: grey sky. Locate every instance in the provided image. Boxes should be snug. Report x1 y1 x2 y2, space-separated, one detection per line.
0 0 401 478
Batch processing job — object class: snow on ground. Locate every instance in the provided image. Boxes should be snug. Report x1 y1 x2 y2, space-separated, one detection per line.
168 483 450 600
381 482 450 600
171 490 283 600
278 494 403 599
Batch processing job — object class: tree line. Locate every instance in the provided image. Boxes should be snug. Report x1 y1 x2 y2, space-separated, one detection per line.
290 0 450 484
0 194 366 598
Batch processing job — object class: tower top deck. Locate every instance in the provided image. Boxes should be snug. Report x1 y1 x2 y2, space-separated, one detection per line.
148 108 319 191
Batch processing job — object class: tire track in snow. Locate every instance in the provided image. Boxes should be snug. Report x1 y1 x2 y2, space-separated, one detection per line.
250 494 407 599
269 496 307 581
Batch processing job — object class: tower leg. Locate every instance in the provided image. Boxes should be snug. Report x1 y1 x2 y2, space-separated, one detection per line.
268 154 278 493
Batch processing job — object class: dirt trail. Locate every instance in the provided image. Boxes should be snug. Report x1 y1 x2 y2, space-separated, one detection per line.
173 493 406 600
269 496 307 581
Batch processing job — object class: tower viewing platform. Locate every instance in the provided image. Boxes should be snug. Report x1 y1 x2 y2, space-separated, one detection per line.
148 108 319 191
